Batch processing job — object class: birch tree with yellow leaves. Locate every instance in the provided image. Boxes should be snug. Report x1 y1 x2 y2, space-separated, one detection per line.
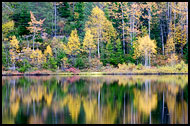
85 6 117 59
136 35 157 67
9 36 19 70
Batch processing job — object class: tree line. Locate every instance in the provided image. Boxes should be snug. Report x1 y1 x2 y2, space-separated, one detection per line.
2 2 188 72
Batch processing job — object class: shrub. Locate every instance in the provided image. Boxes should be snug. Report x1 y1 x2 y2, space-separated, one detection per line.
90 57 103 70
118 63 136 71
136 64 143 70
175 60 186 71
42 62 48 69
118 63 128 70
167 53 179 66
74 56 88 69
127 63 136 71
18 59 31 73
48 57 57 70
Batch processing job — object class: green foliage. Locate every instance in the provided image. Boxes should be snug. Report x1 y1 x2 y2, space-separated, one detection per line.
2 2 188 73
136 64 143 70
48 57 57 70
2 45 7 67
74 56 87 69
18 59 31 73
42 62 48 69
11 3 30 36
175 60 186 71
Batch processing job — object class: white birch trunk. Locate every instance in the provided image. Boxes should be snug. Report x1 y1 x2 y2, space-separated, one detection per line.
121 3 125 55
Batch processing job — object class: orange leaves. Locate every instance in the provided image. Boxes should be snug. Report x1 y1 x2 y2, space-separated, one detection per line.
27 11 46 33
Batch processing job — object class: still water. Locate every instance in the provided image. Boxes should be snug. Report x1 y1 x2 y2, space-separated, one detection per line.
2 75 188 124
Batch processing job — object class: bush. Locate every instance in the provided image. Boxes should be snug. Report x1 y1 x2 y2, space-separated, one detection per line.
118 63 128 70
118 63 136 71
136 64 143 70
42 62 48 69
18 59 31 73
74 56 87 69
90 57 103 70
167 53 179 66
175 60 186 71
48 57 57 70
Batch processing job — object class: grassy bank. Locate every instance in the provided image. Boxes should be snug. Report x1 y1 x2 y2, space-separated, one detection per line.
2 61 188 76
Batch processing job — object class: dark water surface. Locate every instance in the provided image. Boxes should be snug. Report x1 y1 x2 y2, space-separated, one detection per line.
2 75 188 124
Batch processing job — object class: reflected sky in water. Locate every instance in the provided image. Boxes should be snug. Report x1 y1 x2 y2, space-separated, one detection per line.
2 75 188 124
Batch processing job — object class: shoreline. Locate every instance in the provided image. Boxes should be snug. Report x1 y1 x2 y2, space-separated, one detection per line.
2 72 188 76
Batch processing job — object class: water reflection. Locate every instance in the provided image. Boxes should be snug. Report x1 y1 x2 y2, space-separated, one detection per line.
2 75 188 124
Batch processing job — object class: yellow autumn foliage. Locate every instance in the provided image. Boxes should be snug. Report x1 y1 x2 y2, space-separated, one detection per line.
66 29 81 56
10 98 20 117
138 35 157 56
133 89 157 116
62 94 81 122
2 20 14 38
83 99 98 123
165 34 175 55
44 45 53 57
83 29 96 53
44 92 53 107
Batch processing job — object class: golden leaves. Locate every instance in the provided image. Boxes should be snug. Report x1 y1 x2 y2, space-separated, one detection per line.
44 45 53 57
165 34 175 55
2 20 14 38
83 29 96 52
65 29 81 55
133 35 157 59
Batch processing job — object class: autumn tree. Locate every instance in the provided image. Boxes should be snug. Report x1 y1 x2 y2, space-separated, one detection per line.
136 35 157 67
85 6 117 59
30 49 45 68
2 20 14 40
63 29 81 65
9 36 20 70
27 11 45 50
165 33 175 55
83 29 96 64
44 45 53 58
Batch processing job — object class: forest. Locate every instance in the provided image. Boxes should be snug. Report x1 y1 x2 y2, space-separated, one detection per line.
2 2 188 74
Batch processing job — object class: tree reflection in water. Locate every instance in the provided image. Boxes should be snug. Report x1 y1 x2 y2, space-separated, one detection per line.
2 75 188 124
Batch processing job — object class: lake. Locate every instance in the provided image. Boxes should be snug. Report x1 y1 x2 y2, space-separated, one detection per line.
2 75 188 124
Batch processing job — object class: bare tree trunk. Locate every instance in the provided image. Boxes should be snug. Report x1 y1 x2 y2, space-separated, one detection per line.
132 9 134 46
149 52 151 67
89 49 91 67
54 2 57 38
26 36 29 48
167 2 169 32
145 50 148 67
160 21 164 55
174 2 176 43
148 7 151 38
130 14 132 46
121 3 125 55
186 3 188 44
33 32 35 51
98 32 100 59
73 2 75 14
